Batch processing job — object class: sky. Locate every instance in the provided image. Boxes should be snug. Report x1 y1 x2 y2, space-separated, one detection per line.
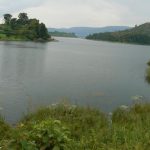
0 0 149 28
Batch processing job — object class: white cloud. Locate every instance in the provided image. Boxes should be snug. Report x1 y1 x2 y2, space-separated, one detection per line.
0 0 150 27
0 0 48 16
23 0 128 27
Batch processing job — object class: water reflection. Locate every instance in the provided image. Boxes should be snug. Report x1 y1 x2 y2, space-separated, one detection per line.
0 38 150 123
0 41 47 123
0 42 47 80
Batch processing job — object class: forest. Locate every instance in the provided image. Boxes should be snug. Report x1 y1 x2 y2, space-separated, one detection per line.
86 23 150 45
0 13 50 41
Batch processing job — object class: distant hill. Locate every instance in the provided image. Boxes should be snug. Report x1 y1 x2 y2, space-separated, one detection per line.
86 23 150 45
48 26 130 37
49 31 77 38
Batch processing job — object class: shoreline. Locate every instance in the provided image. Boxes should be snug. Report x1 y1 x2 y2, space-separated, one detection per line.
1 102 150 149
0 38 56 42
86 38 150 46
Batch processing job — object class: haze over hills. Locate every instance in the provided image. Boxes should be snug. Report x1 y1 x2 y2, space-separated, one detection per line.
86 22 150 45
48 26 130 37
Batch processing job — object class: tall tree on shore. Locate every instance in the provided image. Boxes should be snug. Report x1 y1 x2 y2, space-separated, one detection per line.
18 13 29 25
3 14 12 25
10 18 17 29
39 23 50 39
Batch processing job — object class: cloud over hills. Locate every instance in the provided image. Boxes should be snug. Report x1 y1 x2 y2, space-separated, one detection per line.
0 0 149 27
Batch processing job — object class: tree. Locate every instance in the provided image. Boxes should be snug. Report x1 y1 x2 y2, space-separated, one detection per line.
27 19 40 39
10 18 17 29
3 14 12 25
18 13 28 25
1 12 50 41
39 23 49 39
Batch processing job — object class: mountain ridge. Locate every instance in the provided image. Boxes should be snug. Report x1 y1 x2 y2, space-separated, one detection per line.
48 26 130 37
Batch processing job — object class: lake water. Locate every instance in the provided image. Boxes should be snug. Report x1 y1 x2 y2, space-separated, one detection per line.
0 37 150 123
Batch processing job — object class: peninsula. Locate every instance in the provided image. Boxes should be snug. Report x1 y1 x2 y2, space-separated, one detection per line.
0 13 51 41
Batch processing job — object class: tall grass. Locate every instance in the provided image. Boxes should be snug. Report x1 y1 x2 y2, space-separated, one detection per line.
0 116 10 141
1 103 150 149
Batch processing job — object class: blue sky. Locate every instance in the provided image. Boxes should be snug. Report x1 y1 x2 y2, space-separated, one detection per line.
0 0 149 27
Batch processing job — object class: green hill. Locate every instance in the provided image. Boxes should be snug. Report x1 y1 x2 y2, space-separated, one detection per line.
86 23 150 45
48 26 130 37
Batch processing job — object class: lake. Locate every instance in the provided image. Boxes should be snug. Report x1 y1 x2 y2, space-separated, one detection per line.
0 37 150 123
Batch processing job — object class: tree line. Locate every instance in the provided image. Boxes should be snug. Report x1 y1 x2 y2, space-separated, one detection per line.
86 23 150 45
0 13 50 41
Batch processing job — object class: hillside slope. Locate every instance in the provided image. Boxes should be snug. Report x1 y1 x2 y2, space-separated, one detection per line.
49 31 77 38
48 26 130 37
86 23 150 45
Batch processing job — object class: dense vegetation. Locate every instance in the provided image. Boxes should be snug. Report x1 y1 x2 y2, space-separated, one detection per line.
0 13 51 41
49 31 77 38
146 60 150 83
48 26 130 37
1 103 150 149
86 23 150 45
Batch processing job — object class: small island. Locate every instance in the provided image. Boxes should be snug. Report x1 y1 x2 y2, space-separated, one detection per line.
0 13 51 41
86 23 150 45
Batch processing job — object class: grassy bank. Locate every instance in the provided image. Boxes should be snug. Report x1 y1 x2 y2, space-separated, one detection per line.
1 103 150 149
0 33 29 41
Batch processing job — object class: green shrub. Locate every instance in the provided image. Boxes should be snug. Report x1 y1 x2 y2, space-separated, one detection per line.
0 119 72 150
0 116 10 141
147 60 150 66
146 67 150 83
23 104 108 140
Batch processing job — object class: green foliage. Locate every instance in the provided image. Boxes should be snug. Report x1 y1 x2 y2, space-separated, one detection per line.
18 13 29 25
146 62 150 84
0 116 11 141
1 103 150 149
49 31 77 38
0 13 50 41
111 104 150 149
22 104 108 141
86 23 150 45
29 119 71 149
3 14 12 25
146 67 150 81
39 23 50 40
10 18 17 29
147 60 150 66
0 119 72 150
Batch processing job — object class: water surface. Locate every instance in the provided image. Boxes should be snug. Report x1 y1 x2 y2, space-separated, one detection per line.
0 37 150 123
